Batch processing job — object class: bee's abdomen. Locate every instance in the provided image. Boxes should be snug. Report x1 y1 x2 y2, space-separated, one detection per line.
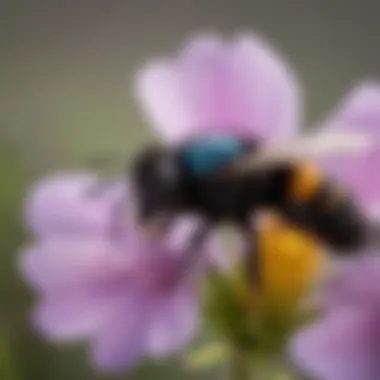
283 163 368 253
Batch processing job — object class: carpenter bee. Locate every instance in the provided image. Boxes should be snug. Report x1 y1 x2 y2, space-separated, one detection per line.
131 131 372 286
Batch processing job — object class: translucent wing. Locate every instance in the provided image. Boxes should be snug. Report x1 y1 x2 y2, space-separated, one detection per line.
229 130 373 174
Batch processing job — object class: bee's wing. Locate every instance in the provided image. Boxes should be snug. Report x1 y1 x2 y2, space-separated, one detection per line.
229 130 373 174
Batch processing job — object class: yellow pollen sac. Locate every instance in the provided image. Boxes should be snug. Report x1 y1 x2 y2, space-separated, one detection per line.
235 213 326 315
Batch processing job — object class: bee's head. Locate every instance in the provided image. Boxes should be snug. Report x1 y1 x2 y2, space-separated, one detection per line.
131 146 181 229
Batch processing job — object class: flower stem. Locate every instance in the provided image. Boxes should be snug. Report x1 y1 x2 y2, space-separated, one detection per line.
230 347 251 380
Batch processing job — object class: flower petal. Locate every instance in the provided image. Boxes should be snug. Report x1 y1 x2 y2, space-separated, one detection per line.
135 33 301 143
146 285 199 357
19 239 130 294
290 307 380 380
326 83 380 135
24 172 127 239
319 83 380 208
91 292 149 373
323 254 380 311
33 292 117 342
227 34 301 140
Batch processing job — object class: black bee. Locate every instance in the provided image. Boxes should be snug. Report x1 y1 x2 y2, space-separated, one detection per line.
131 131 372 285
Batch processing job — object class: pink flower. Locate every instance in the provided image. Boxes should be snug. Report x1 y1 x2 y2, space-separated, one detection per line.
319 83 380 214
21 174 219 373
290 255 380 380
135 33 301 143
290 82 380 380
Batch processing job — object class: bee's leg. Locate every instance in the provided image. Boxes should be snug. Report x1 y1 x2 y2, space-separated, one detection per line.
173 220 213 282
242 219 262 289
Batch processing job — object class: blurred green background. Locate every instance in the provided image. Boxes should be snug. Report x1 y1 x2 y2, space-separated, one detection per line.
1 0 380 379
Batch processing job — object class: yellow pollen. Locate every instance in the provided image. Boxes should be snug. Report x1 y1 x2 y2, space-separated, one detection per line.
235 212 326 315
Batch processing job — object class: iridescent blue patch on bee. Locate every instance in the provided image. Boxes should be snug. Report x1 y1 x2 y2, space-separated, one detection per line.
181 136 245 177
